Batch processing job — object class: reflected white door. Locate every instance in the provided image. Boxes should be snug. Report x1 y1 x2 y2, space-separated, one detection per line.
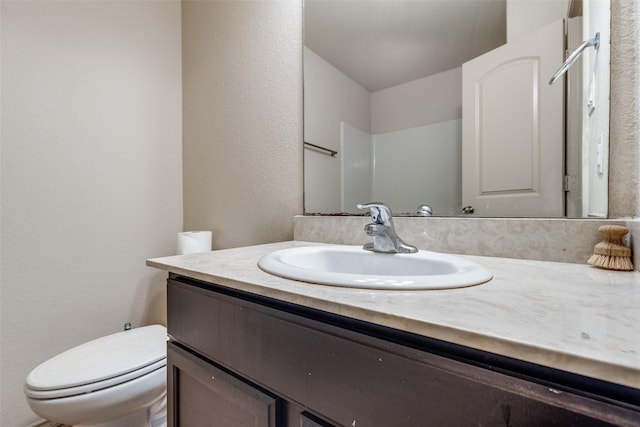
462 19 564 217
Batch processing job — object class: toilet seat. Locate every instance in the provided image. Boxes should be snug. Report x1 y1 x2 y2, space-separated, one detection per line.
24 358 166 399
25 325 167 400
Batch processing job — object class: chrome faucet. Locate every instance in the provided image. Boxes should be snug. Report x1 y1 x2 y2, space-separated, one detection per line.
357 202 418 254
416 205 433 216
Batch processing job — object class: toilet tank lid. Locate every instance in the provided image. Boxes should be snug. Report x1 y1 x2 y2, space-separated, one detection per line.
26 325 167 391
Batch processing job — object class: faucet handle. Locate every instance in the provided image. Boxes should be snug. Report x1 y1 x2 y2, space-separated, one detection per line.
357 202 393 225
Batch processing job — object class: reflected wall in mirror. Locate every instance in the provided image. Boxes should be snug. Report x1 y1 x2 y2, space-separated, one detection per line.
303 0 610 218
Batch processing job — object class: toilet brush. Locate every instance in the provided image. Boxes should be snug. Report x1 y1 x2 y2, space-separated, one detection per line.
587 225 634 271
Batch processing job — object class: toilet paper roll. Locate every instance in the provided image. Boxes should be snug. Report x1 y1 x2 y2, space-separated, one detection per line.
176 231 212 255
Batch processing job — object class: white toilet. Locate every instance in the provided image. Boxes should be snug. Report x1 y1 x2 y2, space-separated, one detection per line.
24 324 168 427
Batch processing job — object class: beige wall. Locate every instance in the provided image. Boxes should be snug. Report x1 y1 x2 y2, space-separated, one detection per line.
182 1 303 249
0 1 183 425
609 0 640 218
609 0 640 269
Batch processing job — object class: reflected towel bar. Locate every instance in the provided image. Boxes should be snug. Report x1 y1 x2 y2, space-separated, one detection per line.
304 141 337 157
549 32 599 85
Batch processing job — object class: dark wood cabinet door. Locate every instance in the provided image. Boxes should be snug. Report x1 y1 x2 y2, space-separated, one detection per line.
167 343 279 427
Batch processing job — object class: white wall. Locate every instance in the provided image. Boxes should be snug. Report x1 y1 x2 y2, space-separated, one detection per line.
305 50 461 213
369 70 463 215
0 1 183 425
507 0 569 41
182 1 303 247
340 119 462 216
303 47 370 213
373 120 462 215
583 0 611 217
341 122 372 213
371 68 462 134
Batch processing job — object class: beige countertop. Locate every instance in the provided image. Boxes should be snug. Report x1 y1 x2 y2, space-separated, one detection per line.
147 241 640 389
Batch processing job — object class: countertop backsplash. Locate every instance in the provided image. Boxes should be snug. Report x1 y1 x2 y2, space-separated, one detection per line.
294 215 638 269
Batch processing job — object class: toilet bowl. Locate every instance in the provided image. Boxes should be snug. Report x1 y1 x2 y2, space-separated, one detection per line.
24 325 167 427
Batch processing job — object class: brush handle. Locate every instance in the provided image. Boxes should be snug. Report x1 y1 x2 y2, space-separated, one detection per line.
598 225 629 244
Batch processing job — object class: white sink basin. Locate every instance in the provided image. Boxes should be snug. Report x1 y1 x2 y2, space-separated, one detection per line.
257 245 493 290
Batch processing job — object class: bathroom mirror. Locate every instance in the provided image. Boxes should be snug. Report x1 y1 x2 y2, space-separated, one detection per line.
303 0 610 218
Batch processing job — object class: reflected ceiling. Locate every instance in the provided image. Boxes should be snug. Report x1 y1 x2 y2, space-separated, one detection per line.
304 0 507 91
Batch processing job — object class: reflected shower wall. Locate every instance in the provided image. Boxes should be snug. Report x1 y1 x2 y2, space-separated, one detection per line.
341 122 372 212
340 120 461 215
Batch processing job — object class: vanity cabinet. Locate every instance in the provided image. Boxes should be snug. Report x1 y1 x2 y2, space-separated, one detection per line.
166 275 640 427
